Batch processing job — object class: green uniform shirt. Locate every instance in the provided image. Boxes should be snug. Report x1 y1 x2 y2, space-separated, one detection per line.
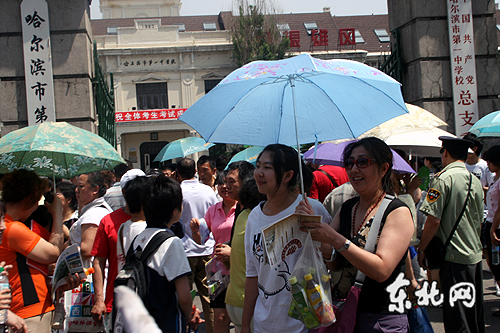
420 161 483 265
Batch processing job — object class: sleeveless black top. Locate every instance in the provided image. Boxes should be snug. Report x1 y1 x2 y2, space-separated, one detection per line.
332 197 408 314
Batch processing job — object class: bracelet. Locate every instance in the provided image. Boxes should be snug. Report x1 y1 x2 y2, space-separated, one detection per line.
323 246 336 262
191 305 197 315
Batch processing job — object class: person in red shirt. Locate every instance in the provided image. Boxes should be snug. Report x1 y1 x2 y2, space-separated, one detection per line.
309 164 349 203
90 169 145 329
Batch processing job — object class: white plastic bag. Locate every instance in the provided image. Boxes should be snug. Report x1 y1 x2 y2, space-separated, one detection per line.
205 256 229 301
288 232 335 328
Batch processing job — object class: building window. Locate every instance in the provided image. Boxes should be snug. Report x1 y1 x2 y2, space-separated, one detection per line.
203 22 217 31
374 29 390 43
276 23 290 37
355 30 365 44
107 27 117 35
205 79 221 94
303 22 318 35
276 23 290 32
174 23 186 32
136 82 168 110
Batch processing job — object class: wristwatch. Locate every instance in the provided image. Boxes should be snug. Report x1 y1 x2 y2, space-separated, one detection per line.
336 239 351 253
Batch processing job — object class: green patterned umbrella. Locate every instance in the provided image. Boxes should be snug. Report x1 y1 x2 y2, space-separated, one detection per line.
0 122 125 178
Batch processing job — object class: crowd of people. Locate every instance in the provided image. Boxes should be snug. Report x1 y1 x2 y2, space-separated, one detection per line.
0 133 498 333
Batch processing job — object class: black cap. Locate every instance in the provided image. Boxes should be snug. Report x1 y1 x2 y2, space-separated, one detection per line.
439 136 474 152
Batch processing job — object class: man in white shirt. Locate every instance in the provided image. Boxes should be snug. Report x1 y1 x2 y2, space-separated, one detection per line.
103 163 131 211
176 158 218 333
464 133 495 193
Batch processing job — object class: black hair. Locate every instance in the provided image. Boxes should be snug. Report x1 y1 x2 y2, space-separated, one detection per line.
197 155 216 170
56 181 78 212
0 200 5 219
424 157 442 172
463 133 483 156
176 158 196 179
47 178 54 192
343 137 394 195
125 159 134 169
25 205 52 231
238 178 266 209
483 145 500 168
393 149 408 162
141 175 183 228
215 171 227 186
114 163 130 179
226 161 255 183
482 148 490 162
257 144 303 193
445 148 468 162
215 155 229 173
86 171 107 198
146 168 162 177
124 176 150 214
1 169 48 205
161 164 175 172
102 170 115 189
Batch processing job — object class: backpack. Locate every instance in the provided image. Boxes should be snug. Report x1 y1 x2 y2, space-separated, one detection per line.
112 230 174 332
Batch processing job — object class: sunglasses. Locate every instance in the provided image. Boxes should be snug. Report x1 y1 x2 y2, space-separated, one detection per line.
440 147 445 154
344 157 376 170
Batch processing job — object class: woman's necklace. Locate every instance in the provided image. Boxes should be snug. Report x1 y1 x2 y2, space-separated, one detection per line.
352 192 386 237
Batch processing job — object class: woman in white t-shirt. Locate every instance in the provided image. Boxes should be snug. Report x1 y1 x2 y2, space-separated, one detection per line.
484 146 500 312
241 144 332 333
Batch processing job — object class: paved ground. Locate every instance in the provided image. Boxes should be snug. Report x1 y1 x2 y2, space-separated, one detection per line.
193 259 500 332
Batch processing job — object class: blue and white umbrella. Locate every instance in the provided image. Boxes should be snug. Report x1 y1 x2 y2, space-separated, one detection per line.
469 110 500 138
179 54 408 193
180 54 408 147
153 137 214 162
225 146 264 168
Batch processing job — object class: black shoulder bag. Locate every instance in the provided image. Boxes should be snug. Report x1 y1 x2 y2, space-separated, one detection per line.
424 173 473 269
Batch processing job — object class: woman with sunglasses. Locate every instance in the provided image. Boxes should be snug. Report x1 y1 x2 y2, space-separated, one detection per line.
298 137 414 332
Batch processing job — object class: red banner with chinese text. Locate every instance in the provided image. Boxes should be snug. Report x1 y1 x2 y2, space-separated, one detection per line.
115 108 187 123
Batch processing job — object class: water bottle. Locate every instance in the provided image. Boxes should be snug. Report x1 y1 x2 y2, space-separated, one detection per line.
0 267 9 325
289 276 320 329
492 245 500 265
304 273 335 325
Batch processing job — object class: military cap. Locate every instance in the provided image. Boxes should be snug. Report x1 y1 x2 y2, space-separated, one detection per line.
439 136 474 152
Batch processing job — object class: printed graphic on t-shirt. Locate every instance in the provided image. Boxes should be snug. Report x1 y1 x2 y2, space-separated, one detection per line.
252 232 293 298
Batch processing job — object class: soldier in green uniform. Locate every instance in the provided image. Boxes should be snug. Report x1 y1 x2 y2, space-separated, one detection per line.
418 136 484 333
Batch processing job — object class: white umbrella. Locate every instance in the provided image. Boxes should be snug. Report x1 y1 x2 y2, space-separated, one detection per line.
359 104 448 140
384 128 456 157
325 104 448 145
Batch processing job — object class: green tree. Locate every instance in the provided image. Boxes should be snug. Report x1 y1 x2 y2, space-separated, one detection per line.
231 0 290 66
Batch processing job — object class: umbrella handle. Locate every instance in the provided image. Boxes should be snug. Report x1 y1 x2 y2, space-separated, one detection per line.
291 77 305 198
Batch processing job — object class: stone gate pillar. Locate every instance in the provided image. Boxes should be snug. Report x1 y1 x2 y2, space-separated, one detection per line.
0 0 95 135
388 0 500 135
